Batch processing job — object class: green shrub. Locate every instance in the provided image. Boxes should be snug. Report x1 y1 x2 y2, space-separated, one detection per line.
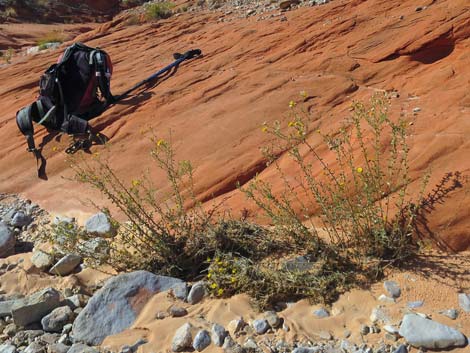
243 93 427 275
53 134 353 309
145 2 175 20
2 48 14 64
37 31 65 50
50 94 428 309
4 6 17 17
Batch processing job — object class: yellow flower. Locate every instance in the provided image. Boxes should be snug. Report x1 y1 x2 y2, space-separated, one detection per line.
156 139 166 147
52 146 58 152
232 269 237 274
261 126 268 133
231 277 236 283
210 283 218 289
207 273 212 279
300 91 308 99
206 257 211 262
356 167 363 173
288 121 295 127
289 100 296 108
217 288 224 296
132 179 141 187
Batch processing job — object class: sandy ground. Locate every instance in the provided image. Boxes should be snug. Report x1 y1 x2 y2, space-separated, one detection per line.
2 249 469 353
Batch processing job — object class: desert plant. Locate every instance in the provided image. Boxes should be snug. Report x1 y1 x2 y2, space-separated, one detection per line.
145 1 175 20
54 134 353 309
4 6 17 17
49 94 428 308
62 136 294 280
125 14 140 25
206 251 352 308
2 48 14 64
243 93 427 274
37 31 65 50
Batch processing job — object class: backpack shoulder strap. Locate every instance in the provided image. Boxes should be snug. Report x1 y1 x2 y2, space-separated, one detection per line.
91 49 114 104
16 104 47 178
16 104 36 153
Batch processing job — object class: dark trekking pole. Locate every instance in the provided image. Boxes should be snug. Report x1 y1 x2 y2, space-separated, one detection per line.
111 49 202 103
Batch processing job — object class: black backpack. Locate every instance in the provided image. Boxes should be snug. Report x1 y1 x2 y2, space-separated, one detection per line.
16 42 114 154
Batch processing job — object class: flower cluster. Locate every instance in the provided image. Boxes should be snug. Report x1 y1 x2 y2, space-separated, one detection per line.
206 255 239 297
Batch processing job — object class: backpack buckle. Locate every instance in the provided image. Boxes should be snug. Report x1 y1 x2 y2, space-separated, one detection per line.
65 139 90 154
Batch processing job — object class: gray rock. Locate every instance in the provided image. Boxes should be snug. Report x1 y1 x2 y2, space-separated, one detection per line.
264 311 281 328
279 0 299 10
316 330 332 340
292 348 322 353
72 271 182 345
14 330 43 346
62 324 72 334
41 306 73 332
223 336 245 353
252 319 269 334
313 308 330 318
370 306 390 324
52 216 74 226
360 325 370 335
77 238 109 259
243 337 258 350
11 288 61 326
187 282 205 305
0 222 15 258
31 251 54 271
0 300 15 318
407 301 423 309
193 329 211 351
11 212 32 228
84 212 116 237
211 323 228 347
378 294 395 303
172 323 193 352
47 343 70 353
57 334 69 345
171 282 188 301
439 309 458 320
398 313 466 349
458 293 470 312
383 281 401 298
392 345 407 353
66 343 99 353
169 306 188 318
38 333 60 345
64 294 88 310
283 256 314 272
23 341 44 353
3 323 17 336
228 318 245 334
120 338 147 353
0 345 16 353
49 254 82 276
383 325 399 335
